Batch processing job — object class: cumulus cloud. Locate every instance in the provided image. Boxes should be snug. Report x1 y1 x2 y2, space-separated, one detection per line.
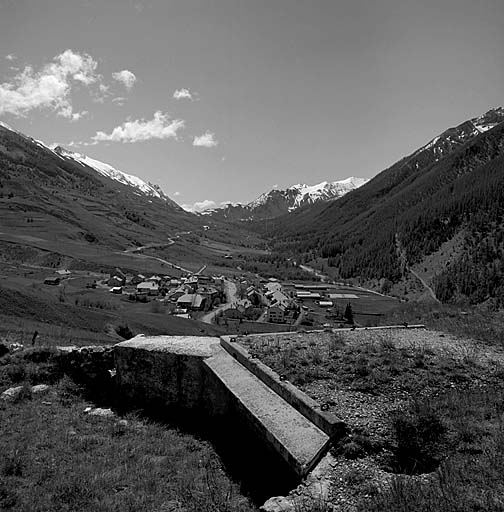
5 54 16 61
0 49 100 118
181 199 217 213
193 131 218 148
173 88 194 100
173 191 181 196
91 111 184 144
112 70 136 90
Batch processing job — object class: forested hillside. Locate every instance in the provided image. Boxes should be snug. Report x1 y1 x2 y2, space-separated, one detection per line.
262 112 504 305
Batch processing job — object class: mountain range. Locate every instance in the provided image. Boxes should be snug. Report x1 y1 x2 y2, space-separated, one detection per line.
1 106 503 305
262 107 504 305
201 177 368 221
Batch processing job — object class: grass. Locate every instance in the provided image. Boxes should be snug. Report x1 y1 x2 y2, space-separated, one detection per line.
0 348 258 512
246 331 491 394
381 301 504 348
359 422 504 511
243 329 504 509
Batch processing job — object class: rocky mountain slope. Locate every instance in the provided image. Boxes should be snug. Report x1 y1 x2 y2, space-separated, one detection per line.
262 107 504 305
203 177 368 221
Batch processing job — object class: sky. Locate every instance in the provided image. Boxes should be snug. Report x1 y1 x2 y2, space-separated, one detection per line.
0 0 503 212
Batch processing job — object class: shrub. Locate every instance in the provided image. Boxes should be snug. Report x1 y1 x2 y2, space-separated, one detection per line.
391 401 447 474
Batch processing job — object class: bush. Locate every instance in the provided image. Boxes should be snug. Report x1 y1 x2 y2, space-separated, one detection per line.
391 401 447 473
115 323 134 340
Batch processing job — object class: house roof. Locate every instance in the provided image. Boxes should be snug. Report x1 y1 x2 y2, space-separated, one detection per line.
177 294 205 308
137 281 159 290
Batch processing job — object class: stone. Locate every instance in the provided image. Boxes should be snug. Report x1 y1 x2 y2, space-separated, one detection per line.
261 496 295 512
1 386 24 401
88 407 115 418
31 384 50 394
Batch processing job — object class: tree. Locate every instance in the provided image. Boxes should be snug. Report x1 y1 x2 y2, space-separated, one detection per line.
344 302 354 325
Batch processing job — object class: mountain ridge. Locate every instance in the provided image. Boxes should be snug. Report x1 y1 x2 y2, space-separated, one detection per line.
261 107 504 305
200 176 368 221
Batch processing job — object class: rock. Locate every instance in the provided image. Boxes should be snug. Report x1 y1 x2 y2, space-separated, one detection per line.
261 496 295 512
8 343 23 353
31 384 50 395
1 386 24 401
88 407 114 418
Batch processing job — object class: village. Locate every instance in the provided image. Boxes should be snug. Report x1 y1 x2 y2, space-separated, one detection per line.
42 266 389 332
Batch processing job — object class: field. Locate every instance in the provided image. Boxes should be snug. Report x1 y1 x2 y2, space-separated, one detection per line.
281 281 399 328
240 328 504 510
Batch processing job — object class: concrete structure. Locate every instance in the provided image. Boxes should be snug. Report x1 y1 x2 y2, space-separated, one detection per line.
114 335 336 477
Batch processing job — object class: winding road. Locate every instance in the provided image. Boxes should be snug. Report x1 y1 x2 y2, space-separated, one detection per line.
200 279 239 324
409 267 440 303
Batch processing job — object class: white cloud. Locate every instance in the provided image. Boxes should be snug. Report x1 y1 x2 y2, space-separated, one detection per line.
111 96 127 106
173 191 181 197
91 111 184 144
5 54 16 61
112 70 136 90
173 88 194 100
0 49 100 118
182 199 216 213
193 131 218 148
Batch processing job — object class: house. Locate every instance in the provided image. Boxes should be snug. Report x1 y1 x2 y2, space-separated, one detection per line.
177 293 206 311
146 275 162 283
170 279 182 287
268 305 286 323
169 287 187 302
319 300 334 307
269 290 292 308
246 289 261 306
55 269 71 276
197 286 219 300
264 282 282 293
108 275 124 287
44 276 60 286
130 274 146 285
136 281 159 295
110 268 126 284
110 286 123 294
186 276 199 287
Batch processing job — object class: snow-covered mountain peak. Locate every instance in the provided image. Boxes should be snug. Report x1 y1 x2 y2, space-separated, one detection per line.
53 146 169 200
203 176 368 221
472 106 504 133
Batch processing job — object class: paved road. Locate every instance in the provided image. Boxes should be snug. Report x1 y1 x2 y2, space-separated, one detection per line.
200 279 239 324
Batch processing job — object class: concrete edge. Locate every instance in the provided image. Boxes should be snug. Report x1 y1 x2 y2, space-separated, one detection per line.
220 336 346 439
202 352 332 477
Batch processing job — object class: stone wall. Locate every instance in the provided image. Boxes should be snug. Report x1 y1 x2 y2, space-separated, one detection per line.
114 335 227 414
